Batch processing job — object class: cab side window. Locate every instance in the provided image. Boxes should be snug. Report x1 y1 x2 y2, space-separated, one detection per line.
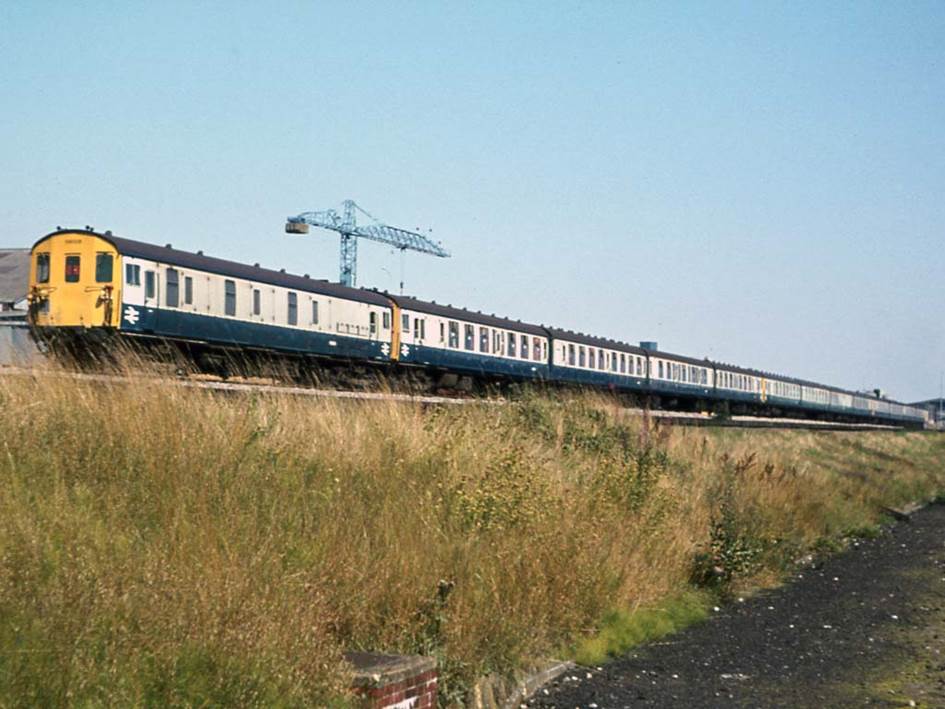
36 253 50 283
95 253 113 283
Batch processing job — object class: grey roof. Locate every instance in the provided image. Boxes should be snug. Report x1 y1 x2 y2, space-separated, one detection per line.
908 398 945 407
0 249 30 303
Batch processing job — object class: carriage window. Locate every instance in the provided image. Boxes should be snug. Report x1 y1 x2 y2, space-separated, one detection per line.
508 332 517 357
165 268 179 307
124 263 140 286
658 361 664 378
579 347 586 367
382 311 390 329
533 337 541 361
520 334 528 359
402 313 410 331
598 349 604 369
311 300 319 325
369 311 377 335
611 353 618 372
36 253 50 283
95 253 113 282
145 271 155 299
480 327 489 353
440 322 445 344
253 289 261 315
184 276 193 304
224 280 236 315
287 292 298 325
448 321 459 348
65 255 81 283
568 344 576 365
464 324 475 350
620 353 626 373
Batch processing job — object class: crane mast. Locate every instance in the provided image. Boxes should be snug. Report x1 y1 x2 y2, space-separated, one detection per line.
286 200 449 288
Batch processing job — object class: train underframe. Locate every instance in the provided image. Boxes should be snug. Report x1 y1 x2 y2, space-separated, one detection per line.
29 326 922 428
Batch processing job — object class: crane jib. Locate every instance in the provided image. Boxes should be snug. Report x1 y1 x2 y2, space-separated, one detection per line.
285 199 449 287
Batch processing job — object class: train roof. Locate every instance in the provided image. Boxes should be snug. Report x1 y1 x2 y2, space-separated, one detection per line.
33 230 392 307
385 294 548 336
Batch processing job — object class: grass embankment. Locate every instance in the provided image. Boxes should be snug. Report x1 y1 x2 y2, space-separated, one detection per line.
0 373 943 706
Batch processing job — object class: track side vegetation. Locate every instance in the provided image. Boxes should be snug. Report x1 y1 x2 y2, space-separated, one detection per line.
0 373 943 706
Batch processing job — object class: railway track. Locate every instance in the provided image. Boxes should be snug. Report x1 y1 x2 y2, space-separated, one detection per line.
0 366 909 431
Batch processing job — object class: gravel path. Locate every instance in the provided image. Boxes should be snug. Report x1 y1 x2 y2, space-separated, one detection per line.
529 503 945 708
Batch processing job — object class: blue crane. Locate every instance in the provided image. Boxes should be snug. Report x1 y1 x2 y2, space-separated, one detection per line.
285 199 449 288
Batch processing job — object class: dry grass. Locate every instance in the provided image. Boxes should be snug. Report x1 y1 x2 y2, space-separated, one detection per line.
0 373 943 706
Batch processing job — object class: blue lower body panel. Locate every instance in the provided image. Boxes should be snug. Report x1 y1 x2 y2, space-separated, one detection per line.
549 365 648 392
119 304 389 362
399 343 548 380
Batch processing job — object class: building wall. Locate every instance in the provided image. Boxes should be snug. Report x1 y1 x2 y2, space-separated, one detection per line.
0 321 40 366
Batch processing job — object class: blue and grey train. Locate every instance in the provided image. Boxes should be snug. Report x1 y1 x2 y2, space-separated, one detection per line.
27 228 929 427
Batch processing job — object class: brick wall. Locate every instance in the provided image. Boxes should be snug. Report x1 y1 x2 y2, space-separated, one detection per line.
346 651 437 709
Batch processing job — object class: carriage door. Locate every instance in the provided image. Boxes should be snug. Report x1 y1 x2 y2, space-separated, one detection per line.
141 265 159 332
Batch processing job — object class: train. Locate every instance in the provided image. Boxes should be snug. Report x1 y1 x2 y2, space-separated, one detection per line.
26 228 929 427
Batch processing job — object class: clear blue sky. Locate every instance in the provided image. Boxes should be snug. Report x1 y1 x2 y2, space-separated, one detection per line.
2 2 942 401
